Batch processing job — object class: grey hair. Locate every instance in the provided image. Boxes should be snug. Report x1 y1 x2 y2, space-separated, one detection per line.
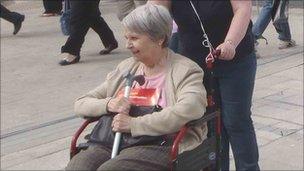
122 4 173 48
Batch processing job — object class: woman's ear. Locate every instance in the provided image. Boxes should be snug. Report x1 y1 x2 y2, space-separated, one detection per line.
158 38 165 46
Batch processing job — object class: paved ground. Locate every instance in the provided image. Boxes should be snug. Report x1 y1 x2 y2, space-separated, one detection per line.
0 1 303 170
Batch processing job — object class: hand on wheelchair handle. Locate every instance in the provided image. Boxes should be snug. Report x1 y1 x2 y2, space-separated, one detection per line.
107 96 131 115
216 41 236 60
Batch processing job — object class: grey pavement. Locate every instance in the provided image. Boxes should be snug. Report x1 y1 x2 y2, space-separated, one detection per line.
0 1 303 170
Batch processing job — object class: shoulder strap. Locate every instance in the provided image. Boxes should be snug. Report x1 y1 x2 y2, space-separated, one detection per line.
189 1 214 51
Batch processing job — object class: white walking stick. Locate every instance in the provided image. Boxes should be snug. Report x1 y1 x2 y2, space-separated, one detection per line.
111 72 145 158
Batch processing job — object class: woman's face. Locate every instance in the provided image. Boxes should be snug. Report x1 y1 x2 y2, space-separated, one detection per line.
124 28 163 64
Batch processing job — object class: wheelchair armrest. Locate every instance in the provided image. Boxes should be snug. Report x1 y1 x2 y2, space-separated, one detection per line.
186 111 219 127
83 116 101 121
70 116 100 159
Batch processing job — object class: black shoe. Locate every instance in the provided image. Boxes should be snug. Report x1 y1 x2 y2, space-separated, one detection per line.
99 41 118 55
59 56 80 66
13 15 25 35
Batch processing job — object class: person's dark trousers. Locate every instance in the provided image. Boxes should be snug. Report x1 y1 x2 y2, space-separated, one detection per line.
43 0 63 13
212 53 260 171
61 0 117 57
0 5 23 24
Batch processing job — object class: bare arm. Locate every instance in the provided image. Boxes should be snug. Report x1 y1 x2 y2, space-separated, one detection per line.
226 0 252 47
216 0 252 60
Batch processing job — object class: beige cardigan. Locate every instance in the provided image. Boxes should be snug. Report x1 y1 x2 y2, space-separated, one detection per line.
74 49 208 153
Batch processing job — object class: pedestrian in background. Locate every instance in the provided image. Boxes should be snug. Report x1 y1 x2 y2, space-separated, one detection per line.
59 0 118 66
252 0 296 49
42 0 63 17
116 0 146 21
0 4 24 35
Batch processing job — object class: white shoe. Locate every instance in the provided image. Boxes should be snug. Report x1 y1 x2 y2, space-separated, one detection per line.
278 39 296 49
58 53 79 66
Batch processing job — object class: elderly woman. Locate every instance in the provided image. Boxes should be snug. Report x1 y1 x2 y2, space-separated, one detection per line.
66 4 207 171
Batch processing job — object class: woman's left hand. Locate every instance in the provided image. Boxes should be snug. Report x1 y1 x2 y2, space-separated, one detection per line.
112 114 132 133
216 41 236 60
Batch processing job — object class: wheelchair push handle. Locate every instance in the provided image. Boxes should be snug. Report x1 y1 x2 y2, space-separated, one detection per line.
111 72 145 158
206 49 221 69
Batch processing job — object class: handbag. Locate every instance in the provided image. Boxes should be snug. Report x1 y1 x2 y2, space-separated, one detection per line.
88 105 167 149
60 0 71 36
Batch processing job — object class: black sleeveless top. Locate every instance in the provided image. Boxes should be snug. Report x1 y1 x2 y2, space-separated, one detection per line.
171 1 254 69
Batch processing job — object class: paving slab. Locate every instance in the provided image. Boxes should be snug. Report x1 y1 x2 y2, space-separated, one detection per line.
259 135 303 170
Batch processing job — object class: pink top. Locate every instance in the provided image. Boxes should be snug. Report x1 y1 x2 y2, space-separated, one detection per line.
134 67 167 107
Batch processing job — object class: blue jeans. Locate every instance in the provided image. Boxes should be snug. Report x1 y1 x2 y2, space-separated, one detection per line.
214 53 260 171
252 0 291 41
